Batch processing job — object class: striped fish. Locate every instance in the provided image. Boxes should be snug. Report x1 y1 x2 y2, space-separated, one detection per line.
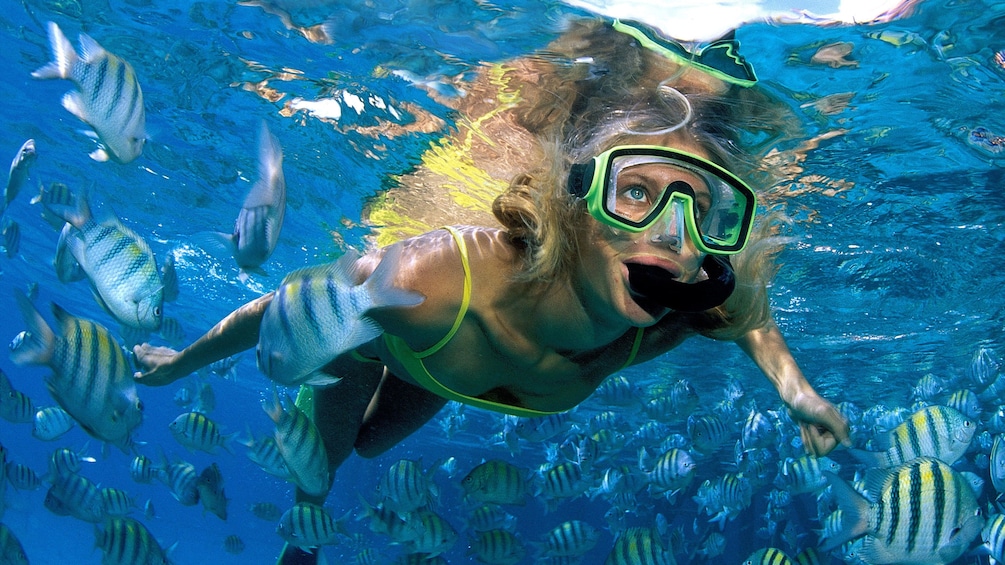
0 524 28 565
992 434 1005 500
645 447 695 498
54 222 86 283
230 122 286 278
238 428 293 482
403 509 458 557
46 189 163 331
377 458 436 514
196 462 228 521
256 244 423 386
157 460 199 506
743 547 794 565
776 455 841 495
168 411 233 454
0 217 19 259
0 386 34 424
461 459 528 506
250 501 283 522
4 139 36 211
48 446 96 479
540 520 599 558
688 412 730 454
223 535 245 555
605 526 674 565
946 389 982 419
467 504 517 533
32 405 75 440
277 502 342 548
10 294 143 452
981 513 1005 565
821 457 983 564
5 462 41 490
100 487 136 516
32 22 145 163
263 391 330 496
47 472 105 522
95 518 170 565
539 461 591 511
851 405 975 467
468 529 526 564
793 547 823 565
129 455 157 484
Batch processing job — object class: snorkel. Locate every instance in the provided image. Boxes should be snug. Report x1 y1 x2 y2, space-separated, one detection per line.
625 256 735 312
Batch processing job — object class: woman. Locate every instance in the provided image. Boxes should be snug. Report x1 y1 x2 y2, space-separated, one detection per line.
134 17 850 563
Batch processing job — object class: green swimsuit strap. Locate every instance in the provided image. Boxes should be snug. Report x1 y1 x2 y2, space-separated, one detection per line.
413 225 472 359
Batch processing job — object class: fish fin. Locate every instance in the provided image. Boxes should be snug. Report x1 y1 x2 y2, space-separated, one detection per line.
304 372 340 387
31 21 77 80
191 230 236 258
244 123 284 208
45 184 91 230
262 388 284 424
10 291 56 366
363 244 424 310
75 32 108 63
88 147 111 162
819 471 870 552
60 91 90 123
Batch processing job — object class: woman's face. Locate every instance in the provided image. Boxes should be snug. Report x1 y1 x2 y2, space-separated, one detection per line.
574 135 716 326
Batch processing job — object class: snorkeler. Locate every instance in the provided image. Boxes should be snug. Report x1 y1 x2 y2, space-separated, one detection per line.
133 17 851 564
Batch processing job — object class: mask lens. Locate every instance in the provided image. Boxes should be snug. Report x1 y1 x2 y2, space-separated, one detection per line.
604 153 750 252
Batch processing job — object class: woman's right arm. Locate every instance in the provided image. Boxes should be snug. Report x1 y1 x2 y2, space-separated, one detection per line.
133 292 274 386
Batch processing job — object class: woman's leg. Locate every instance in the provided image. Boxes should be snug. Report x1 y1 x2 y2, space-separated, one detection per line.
353 371 448 458
277 358 383 565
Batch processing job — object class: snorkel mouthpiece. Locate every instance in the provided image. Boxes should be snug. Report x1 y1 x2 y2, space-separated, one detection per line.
626 255 735 312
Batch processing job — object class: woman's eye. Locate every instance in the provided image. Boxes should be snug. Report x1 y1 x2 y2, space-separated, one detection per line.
625 186 648 202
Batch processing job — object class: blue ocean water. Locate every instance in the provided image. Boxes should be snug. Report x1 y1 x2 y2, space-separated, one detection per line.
0 0 1004 563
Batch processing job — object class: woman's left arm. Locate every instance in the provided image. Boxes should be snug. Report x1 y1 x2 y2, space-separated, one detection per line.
735 318 851 456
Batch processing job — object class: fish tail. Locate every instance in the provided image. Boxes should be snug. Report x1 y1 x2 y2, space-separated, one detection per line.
32 21 78 80
364 244 424 310
819 470 871 552
257 122 284 196
263 388 284 424
45 184 92 230
10 291 56 367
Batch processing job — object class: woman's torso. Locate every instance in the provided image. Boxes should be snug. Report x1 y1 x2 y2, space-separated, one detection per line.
362 226 697 413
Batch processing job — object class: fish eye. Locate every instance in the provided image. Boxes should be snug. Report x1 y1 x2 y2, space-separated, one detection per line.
154 306 162 317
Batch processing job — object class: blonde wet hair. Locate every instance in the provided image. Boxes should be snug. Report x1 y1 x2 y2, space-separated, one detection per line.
492 17 800 339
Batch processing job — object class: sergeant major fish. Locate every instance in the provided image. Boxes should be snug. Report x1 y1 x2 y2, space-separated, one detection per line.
32 22 145 163
10 293 143 452
257 244 423 386
822 457 984 564
850 404 974 467
218 122 286 281
47 188 163 330
264 391 329 496
4 139 36 213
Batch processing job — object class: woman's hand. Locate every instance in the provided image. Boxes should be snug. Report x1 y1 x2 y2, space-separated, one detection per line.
132 343 186 387
787 390 852 457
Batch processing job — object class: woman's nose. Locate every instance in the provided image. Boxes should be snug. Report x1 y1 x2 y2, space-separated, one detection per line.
648 198 690 253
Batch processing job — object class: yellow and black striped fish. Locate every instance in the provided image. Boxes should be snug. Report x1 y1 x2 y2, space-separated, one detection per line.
264 391 330 497
32 22 145 163
743 547 794 565
852 404 974 467
822 456 983 564
94 518 170 565
277 502 342 548
10 293 143 453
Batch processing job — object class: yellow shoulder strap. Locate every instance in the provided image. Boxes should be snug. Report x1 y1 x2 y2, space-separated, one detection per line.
414 226 472 359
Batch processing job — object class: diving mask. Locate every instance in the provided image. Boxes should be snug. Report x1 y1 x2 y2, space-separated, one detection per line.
568 145 757 255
